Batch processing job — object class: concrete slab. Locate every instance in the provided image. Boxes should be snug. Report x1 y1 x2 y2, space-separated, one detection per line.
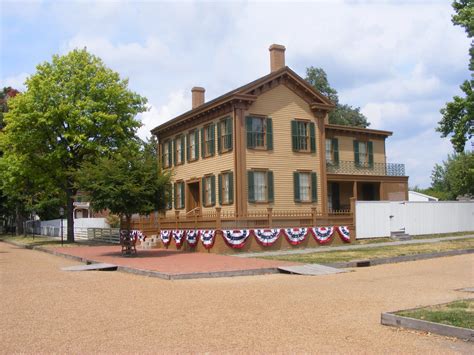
278 264 348 275
61 263 117 271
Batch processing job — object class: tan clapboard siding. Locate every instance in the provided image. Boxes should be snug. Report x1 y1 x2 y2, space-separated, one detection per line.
336 135 386 164
164 114 235 217
246 84 322 212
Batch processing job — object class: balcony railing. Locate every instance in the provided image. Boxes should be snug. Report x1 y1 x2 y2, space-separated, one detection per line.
326 160 405 176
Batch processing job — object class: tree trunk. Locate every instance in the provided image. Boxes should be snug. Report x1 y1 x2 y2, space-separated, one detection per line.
66 184 76 243
15 203 25 236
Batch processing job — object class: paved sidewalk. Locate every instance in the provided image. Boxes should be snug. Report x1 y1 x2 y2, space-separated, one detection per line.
235 234 474 258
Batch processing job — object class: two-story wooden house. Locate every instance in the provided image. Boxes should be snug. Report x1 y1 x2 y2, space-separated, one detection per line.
148 44 408 246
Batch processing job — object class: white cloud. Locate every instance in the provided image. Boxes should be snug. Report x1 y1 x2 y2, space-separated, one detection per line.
0 72 29 91
136 90 189 140
361 102 410 129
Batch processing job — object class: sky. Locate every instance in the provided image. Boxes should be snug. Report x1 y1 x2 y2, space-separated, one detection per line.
1 0 471 188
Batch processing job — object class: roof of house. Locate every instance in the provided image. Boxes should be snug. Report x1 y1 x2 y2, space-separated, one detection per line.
408 191 439 201
325 124 393 137
151 66 335 136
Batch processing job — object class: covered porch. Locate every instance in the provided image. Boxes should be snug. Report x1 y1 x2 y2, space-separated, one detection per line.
327 175 409 211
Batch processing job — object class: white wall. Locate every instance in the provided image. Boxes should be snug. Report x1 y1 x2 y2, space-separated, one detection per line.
40 218 109 229
356 201 474 238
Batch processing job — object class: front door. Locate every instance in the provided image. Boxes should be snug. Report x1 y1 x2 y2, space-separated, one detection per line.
187 181 201 213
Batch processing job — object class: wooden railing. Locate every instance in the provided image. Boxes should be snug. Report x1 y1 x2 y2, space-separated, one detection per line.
128 198 356 235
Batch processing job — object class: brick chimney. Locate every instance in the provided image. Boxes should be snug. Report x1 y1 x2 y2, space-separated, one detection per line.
191 87 205 109
269 44 286 72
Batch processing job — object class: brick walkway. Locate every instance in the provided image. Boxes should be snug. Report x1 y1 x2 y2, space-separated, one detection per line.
51 245 297 277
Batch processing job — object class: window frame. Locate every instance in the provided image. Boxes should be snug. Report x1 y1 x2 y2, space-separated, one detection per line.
188 129 198 162
248 169 274 204
163 140 171 168
175 135 184 166
247 115 269 150
203 124 215 158
219 117 233 153
298 171 312 203
174 180 185 210
219 171 233 205
295 120 310 152
202 174 216 207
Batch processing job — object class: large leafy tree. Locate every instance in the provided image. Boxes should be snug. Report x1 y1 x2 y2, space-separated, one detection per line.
305 66 370 128
437 0 473 153
77 138 171 231
0 49 147 242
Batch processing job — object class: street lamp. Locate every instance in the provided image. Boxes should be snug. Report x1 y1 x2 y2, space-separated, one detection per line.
59 207 64 246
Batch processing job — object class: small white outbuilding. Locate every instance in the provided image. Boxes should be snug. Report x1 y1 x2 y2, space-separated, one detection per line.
408 191 439 202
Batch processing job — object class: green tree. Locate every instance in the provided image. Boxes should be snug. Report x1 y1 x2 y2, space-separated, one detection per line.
0 87 19 130
305 66 370 128
0 49 147 242
437 0 474 153
427 152 474 200
76 139 171 232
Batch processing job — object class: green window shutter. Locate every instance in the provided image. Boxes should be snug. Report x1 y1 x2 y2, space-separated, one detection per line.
168 141 172 167
173 139 177 166
293 172 300 202
209 123 215 156
195 130 199 160
310 122 316 153
311 172 318 202
218 174 222 205
167 184 173 209
181 136 185 163
201 127 205 157
201 177 206 205
217 121 222 153
246 116 254 148
333 138 339 164
368 141 374 168
266 118 273 150
291 120 298 151
229 171 234 204
211 174 216 206
161 143 165 167
186 134 190 162
173 183 177 209
354 140 360 166
227 117 233 151
248 171 255 202
267 170 274 202
180 182 185 208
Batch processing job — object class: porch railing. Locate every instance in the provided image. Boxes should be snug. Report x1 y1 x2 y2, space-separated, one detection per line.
129 199 355 236
326 160 405 176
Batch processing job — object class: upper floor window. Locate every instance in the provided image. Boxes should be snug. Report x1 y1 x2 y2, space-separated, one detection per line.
248 170 274 203
246 116 273 150
174 135 184 165
187 130 199 162
201 124 215 158
218 117 233 153
162 140 172 168
291 120 315 152
326 138 339 165
354 140 374 168
294 171 317 203
218 171 234 205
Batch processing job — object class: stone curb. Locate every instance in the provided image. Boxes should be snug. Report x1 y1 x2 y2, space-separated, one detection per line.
325 249 474 268
381 310 474 341
0 239 280 280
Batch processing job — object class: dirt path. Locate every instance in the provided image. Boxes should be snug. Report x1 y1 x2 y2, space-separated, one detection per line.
1 242 472 353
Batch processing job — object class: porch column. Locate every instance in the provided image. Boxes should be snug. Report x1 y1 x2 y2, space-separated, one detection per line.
353 181 358 200
317 115 328 214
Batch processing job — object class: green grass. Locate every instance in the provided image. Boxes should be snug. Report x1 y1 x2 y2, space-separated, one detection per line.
0 234 85 248
260 238 474 264
355 231 474 245
397 299 474 329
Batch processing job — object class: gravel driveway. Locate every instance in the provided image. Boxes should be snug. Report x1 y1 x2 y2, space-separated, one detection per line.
1 242 472 353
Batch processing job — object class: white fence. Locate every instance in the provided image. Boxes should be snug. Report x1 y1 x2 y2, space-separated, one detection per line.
356 201 474 239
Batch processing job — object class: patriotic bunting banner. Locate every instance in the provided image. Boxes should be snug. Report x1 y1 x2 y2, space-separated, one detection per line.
173 230 186 248
311 227 334 244
283 228 308 245
121 230 145 241
160 230 172 246
222 229 251 249
186 230 200 247
200 230 216 249
337 226 351 242
254 229 281 246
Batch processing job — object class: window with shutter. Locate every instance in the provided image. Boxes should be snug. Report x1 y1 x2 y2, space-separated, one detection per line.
219 117 233 153
248 170 273 203
202 175 215 207
294 171 317 203
246 116 272 150
175 136 183 165
219 171 233 205
163 140 171 168
326 138 339 165
292 120 314 152
203 124 215 158
175 181 185 209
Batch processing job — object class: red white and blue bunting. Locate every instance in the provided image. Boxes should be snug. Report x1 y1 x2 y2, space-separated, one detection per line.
254 229 281 246
337 226 351 242
200 230 216 249
311 227 334 244
173 230 186 248
186 230 200 247
160 230 172 246
283 228 308 245
222 229 251 249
